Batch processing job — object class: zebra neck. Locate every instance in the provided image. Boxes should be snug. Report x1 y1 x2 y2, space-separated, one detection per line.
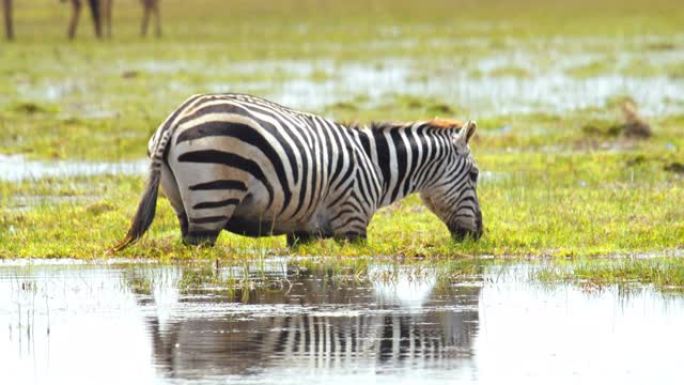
360 124 454 208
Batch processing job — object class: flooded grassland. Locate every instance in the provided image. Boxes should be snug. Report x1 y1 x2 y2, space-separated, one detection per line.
1 0 683 259
2 1 684 383
1 150 683 259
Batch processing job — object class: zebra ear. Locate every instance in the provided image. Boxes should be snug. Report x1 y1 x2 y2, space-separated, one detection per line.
456 120 477 145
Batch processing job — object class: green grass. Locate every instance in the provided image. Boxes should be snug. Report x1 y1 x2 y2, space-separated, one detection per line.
2 0 684 160
536 257 684 292
2 148 682 259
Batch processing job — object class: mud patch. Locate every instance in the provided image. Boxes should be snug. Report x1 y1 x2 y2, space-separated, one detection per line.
664 162 684 174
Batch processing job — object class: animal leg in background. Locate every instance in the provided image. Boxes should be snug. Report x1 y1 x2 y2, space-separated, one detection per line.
101 0 112 38
66 0 102 39
87 0 102 38
67 0 82 39
141 0 161 37
2 0 13 40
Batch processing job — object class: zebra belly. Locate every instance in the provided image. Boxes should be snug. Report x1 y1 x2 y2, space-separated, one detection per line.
227 200 333 237
224 216 287 237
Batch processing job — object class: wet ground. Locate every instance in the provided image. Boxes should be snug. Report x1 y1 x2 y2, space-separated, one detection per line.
0 155 147 182
2 259 683 385
12 52 684 118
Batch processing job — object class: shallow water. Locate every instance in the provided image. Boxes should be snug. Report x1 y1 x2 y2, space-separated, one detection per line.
0 154 147 182
147 56 684 117
1 259 683 385
12 41 684 119
129 37 684 117
262 60 684 117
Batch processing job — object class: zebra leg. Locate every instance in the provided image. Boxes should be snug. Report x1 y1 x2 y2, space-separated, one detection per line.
183 191 246 247
331 217 369 243
328 196 371 244
160 163 188 238
184 206 235 246
334 231 367 244
183 227 220 246
286 232 317 247
184 212 233 247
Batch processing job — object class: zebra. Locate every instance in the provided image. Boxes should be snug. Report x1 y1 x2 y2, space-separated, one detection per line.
113 93 482 250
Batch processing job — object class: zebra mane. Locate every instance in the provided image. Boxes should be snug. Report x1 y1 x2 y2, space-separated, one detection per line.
428 118 464 130
345 118 464 132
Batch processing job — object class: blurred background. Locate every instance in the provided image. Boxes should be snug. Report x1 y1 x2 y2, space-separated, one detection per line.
1 0 683 159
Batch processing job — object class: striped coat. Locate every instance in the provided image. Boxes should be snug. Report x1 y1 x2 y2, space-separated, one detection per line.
114 93 482 249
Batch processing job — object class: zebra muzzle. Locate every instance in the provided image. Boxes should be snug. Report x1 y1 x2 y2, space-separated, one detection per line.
450 211 483 241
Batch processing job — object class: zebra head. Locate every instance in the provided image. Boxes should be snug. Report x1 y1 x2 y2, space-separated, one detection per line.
421 120 483 241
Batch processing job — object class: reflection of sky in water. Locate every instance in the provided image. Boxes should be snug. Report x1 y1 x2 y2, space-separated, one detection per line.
218 58 684 117
477 278 684 384
0 154 147 182
12 38 684 119
1 260 683 385
369 264 438 308
280 68 682 117
0 265 157 384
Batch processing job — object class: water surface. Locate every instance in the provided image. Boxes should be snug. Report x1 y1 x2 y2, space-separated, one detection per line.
0 155 147 182
1 259 683 385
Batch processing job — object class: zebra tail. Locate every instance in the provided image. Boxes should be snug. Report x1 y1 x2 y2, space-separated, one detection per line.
111 128 173 252
111 164 161 252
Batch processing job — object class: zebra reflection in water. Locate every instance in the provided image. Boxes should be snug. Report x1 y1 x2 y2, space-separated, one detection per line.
136 263 480 378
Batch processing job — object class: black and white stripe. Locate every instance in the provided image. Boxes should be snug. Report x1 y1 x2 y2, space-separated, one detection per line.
259 312 476 363
146 311 478 375
114 93 482 250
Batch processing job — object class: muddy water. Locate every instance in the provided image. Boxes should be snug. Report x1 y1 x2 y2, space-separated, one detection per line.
1 259 683 385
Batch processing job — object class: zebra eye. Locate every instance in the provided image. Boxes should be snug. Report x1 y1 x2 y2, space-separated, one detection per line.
469 168 479 182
